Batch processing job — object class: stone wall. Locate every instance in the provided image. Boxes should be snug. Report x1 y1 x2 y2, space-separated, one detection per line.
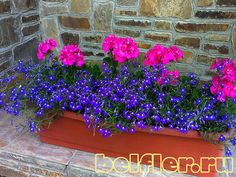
0 0 41 74
40 0 236 79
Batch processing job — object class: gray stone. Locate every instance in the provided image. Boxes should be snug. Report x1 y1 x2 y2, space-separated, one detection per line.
0 17 20 48
42 0 67 2
0 51 11 73
40 2 69 16
67 166 94 177
13 37 39 60
117 0 137 6
22 23 40 36
93 1 114 32
233 25 236 57
13 0 37 12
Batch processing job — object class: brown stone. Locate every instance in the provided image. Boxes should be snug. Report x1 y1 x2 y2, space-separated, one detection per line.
61 32 80 45
0 17 20 48
144 32 171 42
83 35 101 43
233 25 236 57
217 0 236 6
197 55 215 65
175 22 229 32
204 44 229 54
95 52 105 57
155 21 171 30
13 37 39 60
115 19 151 27
137 42 151 49
0 166 27 177
13 0 37 12
59 16 90 31
83 51 94 56
40 3 69 16
116 10 137 16
114 29 141 38
93 1 113 32
175 36 200 49
117 0 137 6
140 0 192 19
22 14 39 23
178 51 193 64
197 0 213 7
206 34 228 42
0 51 11 73
71 0 90 13
195 11 236 19
0 1 11 14
22 23 40 36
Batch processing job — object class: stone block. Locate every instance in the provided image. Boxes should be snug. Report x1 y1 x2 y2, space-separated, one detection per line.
22 23 40 36
61 32 80 45
0 17 20 48
59 16 90 31
22 14 40 23
140 0 192 19
0 1 11 14
93 1 114 32
175 23 229 32
13 37 39 60
175 36 200 49
71 0 90 13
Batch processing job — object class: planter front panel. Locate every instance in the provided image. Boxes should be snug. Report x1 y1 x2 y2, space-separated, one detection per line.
39 111 223 177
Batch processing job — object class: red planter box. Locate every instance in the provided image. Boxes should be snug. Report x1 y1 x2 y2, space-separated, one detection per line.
39 111 225 177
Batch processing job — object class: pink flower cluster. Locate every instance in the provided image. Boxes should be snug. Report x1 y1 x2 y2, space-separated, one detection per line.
102 34 139 63
157 69 179 86
143 44 183 66
210 58 236 102
59 45 84 67
37 38 57 60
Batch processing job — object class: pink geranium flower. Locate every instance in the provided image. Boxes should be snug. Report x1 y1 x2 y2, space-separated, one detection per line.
37 38 57 60
102 34 116 53
112 37 139 63
59 44 84 67
210 58 236 102
143 44 183 67
102 34 139 63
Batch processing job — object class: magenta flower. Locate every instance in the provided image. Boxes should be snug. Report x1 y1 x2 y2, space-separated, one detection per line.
143 44 182 67
169 46 183 62
59 45 84 67
37 38 57 60
210 58 236 102
102 34 139 63
102 34 116 53
112 37 139 63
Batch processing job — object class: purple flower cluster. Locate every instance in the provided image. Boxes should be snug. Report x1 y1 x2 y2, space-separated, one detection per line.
0 59 235 157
